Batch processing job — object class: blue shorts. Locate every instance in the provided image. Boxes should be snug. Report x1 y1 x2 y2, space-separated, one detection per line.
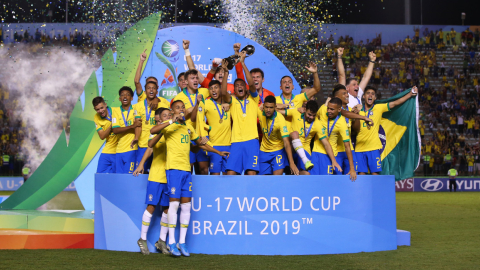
334 151 358 175
137 147 153 172
116 150 137 174
311 152 336 175
166 169 192 199
293 151 312 171
190 149 209 164
226 139 260 174
145 181 170 206
356 149 382 173
259 149 289 175
209 146 231 173
97 153 116 173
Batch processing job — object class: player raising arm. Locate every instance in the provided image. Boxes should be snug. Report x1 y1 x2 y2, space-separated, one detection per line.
134 49 160 110
355 86 418 175
150 100 229 257
258 96 299 175
92 97 118 173
134 108 172 255
343 50 377 110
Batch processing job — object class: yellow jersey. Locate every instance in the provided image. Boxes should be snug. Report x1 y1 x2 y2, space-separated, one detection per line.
355 103 390 152
313 106 349 156
112 105 141 153
290 108 322 154
161 122 199 172
148 134 167 183
136 98 170 148
337 106 354 153
172 88 210 130
204 98 232 146
93 107 118 154
276 92 309 131
230 94 260 143
257 110 289 152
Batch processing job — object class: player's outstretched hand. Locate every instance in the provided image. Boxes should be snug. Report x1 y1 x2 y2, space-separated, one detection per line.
290 164 300 176
233 43 241 55
332 161 342 173
305 61 318 73
197 94 203 104
130 138 138 149
347 169 357 181
222 103 230 112
133 166 144 176
133 118 142 128
150 98 159 111
259 103 264 111
368 51 376 62
239 51 247 63
351 104 362 114
219 151 230 158
140 49 147 61
183 39 190 50
199 136 209 145
325 97 331 105
221 59 229 70
364 117 374 129
411 86 418 96
297 107 306 114
337 47 344 57
276 103 289 110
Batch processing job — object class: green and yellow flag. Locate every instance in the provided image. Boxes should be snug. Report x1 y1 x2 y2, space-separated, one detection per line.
376 89 421 181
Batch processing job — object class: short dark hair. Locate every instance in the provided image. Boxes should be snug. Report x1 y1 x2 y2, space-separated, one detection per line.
171 99 184 108
184 69 198 80
119 86 134 97
146 76 158 82
234 78 246 85
177 72 185 81
332 84 347 97
250 68 264 78
329 97 343 107
364 86 377 95
280 75 292 84
346 78 357 86
264 95 276 104
155 107 169 116
209 80 221 88
145 81 158 88
92 96 105 107
305 100 319 114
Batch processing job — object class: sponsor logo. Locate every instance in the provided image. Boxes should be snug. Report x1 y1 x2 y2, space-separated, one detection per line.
171 187 176 194
420 179 443 191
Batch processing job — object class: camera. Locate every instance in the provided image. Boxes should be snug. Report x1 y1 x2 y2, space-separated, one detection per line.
223 45 255 70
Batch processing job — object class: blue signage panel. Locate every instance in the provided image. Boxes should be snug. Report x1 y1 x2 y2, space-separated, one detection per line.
95 174 397 255
413 178 480 192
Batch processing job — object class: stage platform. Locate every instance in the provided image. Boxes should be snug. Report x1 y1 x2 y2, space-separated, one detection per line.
0 210 94 249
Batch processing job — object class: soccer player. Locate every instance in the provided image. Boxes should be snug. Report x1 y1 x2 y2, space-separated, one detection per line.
92 96 118 173
112 87 142 174
134 49 160 109
221 52 260 175
258 96 299 175
250 67 275 105
203 77 232 175
356 86 418 175
172 68 210 174
150 100 229 257
311 97 356 179
134 108 172 255
135 81 170 173
338 49 376 110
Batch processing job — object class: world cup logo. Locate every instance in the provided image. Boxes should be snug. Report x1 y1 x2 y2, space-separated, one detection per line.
156 39 181 100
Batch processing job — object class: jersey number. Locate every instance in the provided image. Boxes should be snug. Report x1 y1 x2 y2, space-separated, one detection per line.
276 155 283 164
376 157 381 169
181 134 190 144
299 128 304 136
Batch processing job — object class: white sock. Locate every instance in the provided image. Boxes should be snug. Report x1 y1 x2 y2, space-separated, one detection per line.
168 201 180 245
179 202 191 244
160 211 169 242
140 210 152 241
292 139 310 164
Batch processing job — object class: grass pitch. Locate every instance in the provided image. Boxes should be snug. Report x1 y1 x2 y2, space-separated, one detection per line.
1 193 479 269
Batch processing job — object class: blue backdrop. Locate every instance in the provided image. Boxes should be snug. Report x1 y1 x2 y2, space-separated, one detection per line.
95 174 397 255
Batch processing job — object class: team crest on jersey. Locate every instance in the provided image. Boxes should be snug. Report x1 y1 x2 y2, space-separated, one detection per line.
246 99 250 104
112 118 117 124
171 187 176 195
199 107 203 112
188 129 191 134
149 194 153 201
290 102 294 107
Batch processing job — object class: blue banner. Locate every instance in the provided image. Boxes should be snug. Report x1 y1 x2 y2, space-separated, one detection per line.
0 177 76 191
413 178 480 192
95 174 397 255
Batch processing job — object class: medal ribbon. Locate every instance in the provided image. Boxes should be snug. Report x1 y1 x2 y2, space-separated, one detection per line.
212 99 224 121
105 107 112 122
267 115 276 137
281 93 295 106
303 115 314 138
237 98 247 116
327 114 340 137
121 106 131 127
144 99 152 123
187 91 198 107
343 106 349 125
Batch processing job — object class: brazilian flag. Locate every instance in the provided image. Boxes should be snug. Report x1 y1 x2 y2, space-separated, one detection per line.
375 89 421 181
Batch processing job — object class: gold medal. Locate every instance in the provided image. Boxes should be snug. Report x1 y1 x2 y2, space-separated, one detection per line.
219 119 223 124
243 113 247 117
145 120 149 125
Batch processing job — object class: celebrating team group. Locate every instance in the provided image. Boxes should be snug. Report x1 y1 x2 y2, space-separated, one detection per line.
92 41 417 256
